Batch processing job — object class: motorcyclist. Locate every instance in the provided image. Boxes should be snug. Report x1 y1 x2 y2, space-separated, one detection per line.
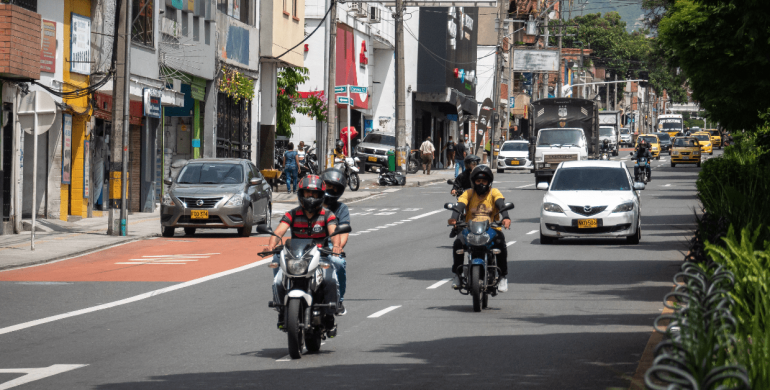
448 166 512 292
450 154 481 196
267 175 341 331
600 139 611 155
321 168 351 316
333 140 346 160
634 138 653 181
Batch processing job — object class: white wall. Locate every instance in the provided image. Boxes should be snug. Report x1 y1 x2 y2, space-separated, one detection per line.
371 47 394 132
475 46 496 108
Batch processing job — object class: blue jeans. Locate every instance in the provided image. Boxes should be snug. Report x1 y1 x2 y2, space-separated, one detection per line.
329 255 347 301
285 165 298 192
455 160 465 177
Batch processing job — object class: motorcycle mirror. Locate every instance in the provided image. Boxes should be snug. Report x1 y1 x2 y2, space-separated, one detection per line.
498 202 515 213
330 224 352 237
444 202 455 211
256 224 275 236
446 179 454 185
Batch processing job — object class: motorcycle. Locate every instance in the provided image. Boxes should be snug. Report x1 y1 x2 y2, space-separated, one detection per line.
334 156 361 191
298 145 319 180
258 224 352 359
600 149 610 160
444 201 515 312
633 156 650 183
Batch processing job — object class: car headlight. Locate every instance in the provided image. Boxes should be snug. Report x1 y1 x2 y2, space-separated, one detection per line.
535 156 544 162
693 151 701 155
287 259 309 275
652 146 658 150
612 202 634 213
672 151 679 155
225 194 243 207
467 232 490 246
162 193 175 206
357 146 363 152
543 202 564 213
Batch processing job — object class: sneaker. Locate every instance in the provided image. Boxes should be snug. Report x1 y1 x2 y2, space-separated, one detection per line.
498 277 508 292
451 275 460 290
337 302 347 316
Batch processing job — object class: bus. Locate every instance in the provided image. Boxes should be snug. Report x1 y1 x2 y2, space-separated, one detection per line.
657 114 684 138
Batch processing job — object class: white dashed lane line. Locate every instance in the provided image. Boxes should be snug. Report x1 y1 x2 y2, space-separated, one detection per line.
426 279 452 289
516 184 535 189
526 230 538 235
368 306 402 318
506 241 517 247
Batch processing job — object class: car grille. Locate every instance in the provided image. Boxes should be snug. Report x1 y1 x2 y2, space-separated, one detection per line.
177 215 223 224
680 152 690 156
178 197 223 208
568 205 608 216
546 223 631 234
544 154 578 164
361 147 375 154
375 149 387 155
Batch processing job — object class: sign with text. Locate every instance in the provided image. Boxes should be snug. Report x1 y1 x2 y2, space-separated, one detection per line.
336 96 352 105
62 114 72 184
70 13 91 75
513 50 559 72
143 88 161 118
41 20 56 73
350 86 367 94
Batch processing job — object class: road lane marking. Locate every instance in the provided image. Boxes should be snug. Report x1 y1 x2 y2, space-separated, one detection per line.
382 189 401 193
506 241 517 247
368 305 402 318
0 258 272 336
426 279 452 289
114 262 186 265
663 184 672 187
409 210 444 220
0 364 89 389
526 230 538 235
516 184 535 188
115 253 216 265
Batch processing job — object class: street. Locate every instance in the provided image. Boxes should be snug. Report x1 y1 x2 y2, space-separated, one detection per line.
0 153 710 389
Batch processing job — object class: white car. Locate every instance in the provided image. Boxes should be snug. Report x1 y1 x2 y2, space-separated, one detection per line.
496 140 532 173
538 161 645 244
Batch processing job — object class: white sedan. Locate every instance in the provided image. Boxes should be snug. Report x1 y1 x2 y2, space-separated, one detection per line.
496 140 532 173
538 161 645 244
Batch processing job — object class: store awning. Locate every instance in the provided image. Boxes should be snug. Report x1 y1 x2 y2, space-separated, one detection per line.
414 87 478 116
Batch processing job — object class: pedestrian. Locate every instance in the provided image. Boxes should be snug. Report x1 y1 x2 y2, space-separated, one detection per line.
419 136 436 175
445 136 456 168
283 142 300 193
454 137 467 177
465 133 474 154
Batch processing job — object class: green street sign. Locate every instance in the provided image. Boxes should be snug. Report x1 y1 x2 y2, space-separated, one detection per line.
336 96 352 105
334 86 347 93
350 86 367 94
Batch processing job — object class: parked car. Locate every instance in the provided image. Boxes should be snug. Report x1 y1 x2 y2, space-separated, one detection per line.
161 158 272 237
538 161 645 245
670 136 702 167
495 140 532 173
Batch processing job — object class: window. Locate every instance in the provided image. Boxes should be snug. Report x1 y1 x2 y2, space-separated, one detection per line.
283 0 289 15
177 164 245 184
164 5 176 22
193 16 200 41
218 0 251 25
204 21 211 45
181 13 188 37
551 167 631 192
292 0 298 19
132 0 154 47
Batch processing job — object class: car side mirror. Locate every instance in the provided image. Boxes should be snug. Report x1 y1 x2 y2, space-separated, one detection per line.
633 182 646 191
164 178 173 186
536 182 549 190
250 177 263 186
447 179 454 185
330 224 352 237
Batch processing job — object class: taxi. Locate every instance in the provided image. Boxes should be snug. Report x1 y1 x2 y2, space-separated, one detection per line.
670 136 702 167
666 130 681 139
636 134 661 160
705 129 722 149
693 132 714 155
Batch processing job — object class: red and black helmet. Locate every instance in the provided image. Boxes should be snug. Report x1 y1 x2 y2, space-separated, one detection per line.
297 175 326 213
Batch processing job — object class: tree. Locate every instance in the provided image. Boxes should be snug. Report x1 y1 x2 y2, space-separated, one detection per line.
276 67 329 137
658 0 770 131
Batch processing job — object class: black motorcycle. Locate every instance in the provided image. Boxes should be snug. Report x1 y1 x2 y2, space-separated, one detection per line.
633 156 650 183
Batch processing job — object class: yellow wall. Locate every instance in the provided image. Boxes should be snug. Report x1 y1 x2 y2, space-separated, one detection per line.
273 0 304 67
62 0 91 219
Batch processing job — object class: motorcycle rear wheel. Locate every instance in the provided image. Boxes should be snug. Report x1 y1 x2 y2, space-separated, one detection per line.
471 266 482 313
407 158 419 174
348 172 360 191
287 299 305 359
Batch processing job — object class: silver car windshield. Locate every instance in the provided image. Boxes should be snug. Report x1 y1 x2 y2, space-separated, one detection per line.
599 127 614 137
537 129 583 146
501 143 528 152
177 164 244 184
551 167 631 191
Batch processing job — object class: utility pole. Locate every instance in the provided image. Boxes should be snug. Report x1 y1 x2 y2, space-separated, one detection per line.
394 0 407 171
108 0 131 236
613 73 617 110
325 1 338 169
490 0 505 169
605 72 609 111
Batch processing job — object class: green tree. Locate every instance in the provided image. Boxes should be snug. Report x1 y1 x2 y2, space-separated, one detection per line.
276 67 310 137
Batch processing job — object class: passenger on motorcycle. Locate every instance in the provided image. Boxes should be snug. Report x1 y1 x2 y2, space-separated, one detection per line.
321 168 351 316
450 154 481 196
333 140 346 160
634 139 653 181
267 175 341 330
447 166 512 292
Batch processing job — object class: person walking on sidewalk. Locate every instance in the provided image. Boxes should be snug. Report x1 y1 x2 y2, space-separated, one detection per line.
283 142 300 193
420 137 436 175
454 138 467 177
444 136 456 169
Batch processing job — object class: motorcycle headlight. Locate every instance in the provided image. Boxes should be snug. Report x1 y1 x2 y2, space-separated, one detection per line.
287 259 309 275
467 232 490 246
543 202 563 213
162 193 175 206
225 194 243 207
612 202 634 213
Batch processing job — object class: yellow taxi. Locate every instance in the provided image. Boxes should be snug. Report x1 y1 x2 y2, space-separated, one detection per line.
666 130 681 139
705 129 722 149
670 136 702 167
636 134 661 160
693 132 714 155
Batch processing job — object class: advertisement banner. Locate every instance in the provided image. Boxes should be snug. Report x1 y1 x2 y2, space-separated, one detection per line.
41 20 56 73
143 88 161 118
70 13 91 75
513 50 559 72
83 140 90 198
62 114 72 184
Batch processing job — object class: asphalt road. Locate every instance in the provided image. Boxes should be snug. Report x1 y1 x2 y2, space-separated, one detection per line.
0 151 716 389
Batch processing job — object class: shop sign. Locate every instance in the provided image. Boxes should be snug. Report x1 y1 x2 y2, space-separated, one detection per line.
191 77 206 101
143 88 162 118
62 114 72 184
83 140 90 198
41 20 56 73
359 41 368 67
70 13 91 76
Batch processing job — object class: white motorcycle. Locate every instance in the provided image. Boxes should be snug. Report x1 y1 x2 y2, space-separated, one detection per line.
334 156 361 191
258 224 352 359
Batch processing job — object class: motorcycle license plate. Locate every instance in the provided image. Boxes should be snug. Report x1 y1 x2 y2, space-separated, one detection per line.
578 219 598 229
191 210 208 219
509 160 519 165
367 156 377 162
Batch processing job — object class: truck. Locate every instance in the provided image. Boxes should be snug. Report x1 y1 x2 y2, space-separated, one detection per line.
528 98 599 184
598 110 622 156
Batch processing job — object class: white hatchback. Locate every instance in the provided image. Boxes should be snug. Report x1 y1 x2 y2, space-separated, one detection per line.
495 140 532 173
538 161 645 244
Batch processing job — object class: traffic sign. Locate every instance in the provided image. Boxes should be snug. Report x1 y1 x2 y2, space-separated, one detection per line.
350 86 367 94
335 86 347 93
336 96 352 105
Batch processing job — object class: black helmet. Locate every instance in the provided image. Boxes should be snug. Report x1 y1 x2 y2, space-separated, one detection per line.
335 140 344 151
297 174 326 214
464 154 481 167
321 168 346 205
603 139 609 145
470 165 494 196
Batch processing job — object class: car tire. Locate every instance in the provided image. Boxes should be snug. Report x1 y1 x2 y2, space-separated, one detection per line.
627 219 641 245
497 168 504 174
656 156 660 160
540 228 555 245
710 151 713 155
671 163 676 168
264 203 272 226
238 206 253 237
161 226 175 237
184 228 196 236
697 161 701 168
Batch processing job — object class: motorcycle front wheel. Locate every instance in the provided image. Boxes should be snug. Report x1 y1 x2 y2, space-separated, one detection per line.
407 158 419 174
287 299 305 359
348 172 360 191
471 266 482 312
305 331 322 353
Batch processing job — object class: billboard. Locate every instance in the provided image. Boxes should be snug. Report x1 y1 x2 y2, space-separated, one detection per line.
417 7 478 96
513 50 559 72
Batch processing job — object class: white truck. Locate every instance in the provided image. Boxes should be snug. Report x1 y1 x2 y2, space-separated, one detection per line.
598 111 622 156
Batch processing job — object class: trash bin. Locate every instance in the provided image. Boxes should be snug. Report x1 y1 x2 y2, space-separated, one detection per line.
387 149 396 172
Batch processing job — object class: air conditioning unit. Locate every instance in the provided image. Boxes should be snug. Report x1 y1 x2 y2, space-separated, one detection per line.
367 6 381 23
351 3 368 18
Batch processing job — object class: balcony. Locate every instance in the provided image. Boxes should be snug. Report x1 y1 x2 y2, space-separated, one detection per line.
0 3 41 80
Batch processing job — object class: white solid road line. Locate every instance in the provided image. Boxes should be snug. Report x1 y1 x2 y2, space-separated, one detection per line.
516 184 535 188
506 241 517 247
114 262 186 265
0 364 89 389
0 259 273 336
368 305 402 318
426 279 452 289
526 230 538 235
663 184 672 187
409 209 444 220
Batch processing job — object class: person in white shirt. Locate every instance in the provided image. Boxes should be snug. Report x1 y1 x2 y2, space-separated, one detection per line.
419 137 436 175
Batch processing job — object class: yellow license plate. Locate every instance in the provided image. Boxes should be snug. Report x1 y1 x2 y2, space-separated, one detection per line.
509 160 519 165
191 210 208 219
578 219 598 229
367 156 377 162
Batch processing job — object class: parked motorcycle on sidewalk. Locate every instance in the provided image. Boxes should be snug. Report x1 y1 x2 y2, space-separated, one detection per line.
258 224 352 359
334 156 361 191
444 202 514 312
